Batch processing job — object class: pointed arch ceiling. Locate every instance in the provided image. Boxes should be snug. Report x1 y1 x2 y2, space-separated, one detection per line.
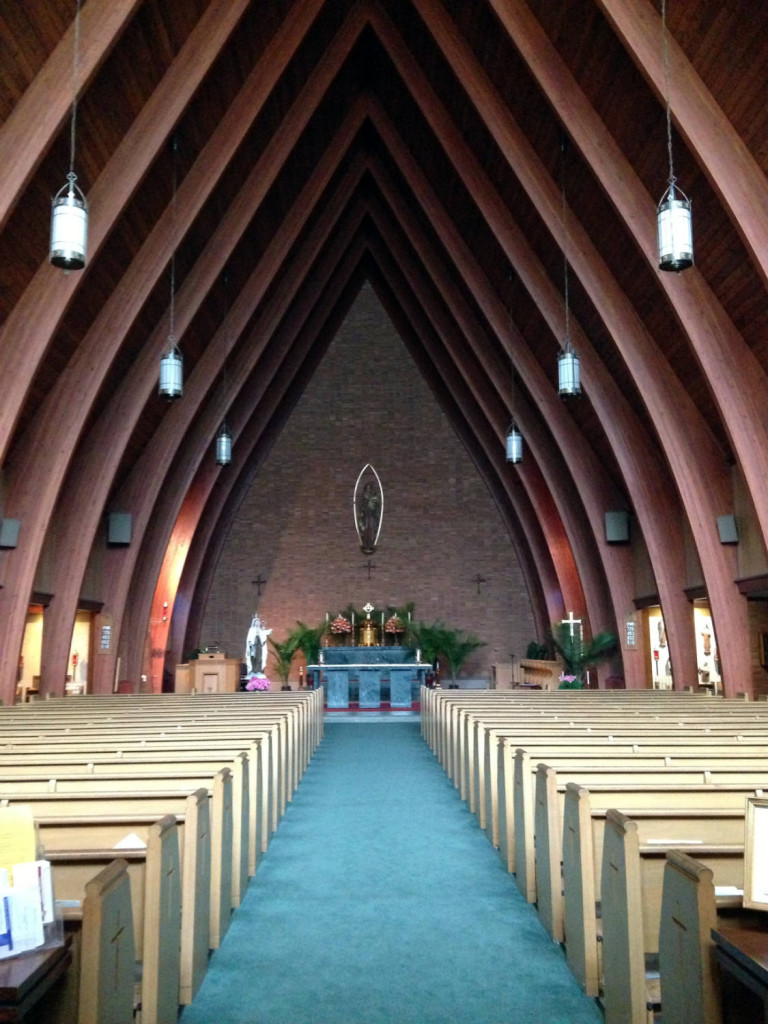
0 0 765 702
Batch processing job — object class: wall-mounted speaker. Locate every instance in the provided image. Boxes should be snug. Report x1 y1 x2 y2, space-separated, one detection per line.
716 514 738 544
107 512 132 546
0 519 20 548
605 510 630 544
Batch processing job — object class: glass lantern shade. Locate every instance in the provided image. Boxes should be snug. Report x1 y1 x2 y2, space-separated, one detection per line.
657 183 693 272
215 425 232 466
558 345 581 398
159 347 183 399
506 422 523 464
50 174 88 270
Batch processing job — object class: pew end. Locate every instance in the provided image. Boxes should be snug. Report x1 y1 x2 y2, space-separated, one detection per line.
658 849 722 1024
79 859 136 1024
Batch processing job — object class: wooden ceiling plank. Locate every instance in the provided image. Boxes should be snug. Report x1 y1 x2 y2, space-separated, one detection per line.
596 0 768 288
0 0 257 464
373 1 749 694
489 0 768 546
366 100 698 688
0 0 142 231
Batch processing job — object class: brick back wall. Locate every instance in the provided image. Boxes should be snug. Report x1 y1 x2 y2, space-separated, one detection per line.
200 282 536 681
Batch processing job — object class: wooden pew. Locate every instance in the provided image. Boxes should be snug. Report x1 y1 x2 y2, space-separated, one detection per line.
600 809 651 1024
561 785 746 1007
15 787 216 1012
0 739 267 868
658 850 722 1024
496 740 767 874
487 737 767 853
0 755 249 910
0 691 324 1023
78 859 136 1024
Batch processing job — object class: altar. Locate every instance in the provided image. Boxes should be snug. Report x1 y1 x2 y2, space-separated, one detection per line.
309 646 427 709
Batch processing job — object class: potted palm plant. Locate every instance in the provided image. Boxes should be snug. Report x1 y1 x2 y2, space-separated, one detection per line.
549 622 618 688
267 634 300 690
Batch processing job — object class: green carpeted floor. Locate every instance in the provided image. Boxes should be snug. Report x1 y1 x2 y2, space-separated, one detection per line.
180 720 604 1023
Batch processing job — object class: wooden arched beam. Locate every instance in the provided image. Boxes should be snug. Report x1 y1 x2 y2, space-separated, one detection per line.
366 160 645 681
364 228 578 625
488 0 768 545
124 206 562 686
365 102 697 685
0 0 265 458
175 263 375 672
0 0 142 230
39 105 372 697
595 0 768 287
365 203 611 649
173 245 557 670
0 3 363 703
132 235 377 689
370 1 749 694
95 194 375 690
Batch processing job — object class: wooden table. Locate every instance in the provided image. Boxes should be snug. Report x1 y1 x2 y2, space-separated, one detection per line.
713 919 768 1024
0 941 71 1022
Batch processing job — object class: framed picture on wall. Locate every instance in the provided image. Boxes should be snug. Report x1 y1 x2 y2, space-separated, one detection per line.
760 632 768 669
743 797 768 911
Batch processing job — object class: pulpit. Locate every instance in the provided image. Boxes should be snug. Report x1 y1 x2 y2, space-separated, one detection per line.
175 652 240 693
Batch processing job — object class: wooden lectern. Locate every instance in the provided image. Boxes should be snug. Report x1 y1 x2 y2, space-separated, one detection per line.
175 652 240 693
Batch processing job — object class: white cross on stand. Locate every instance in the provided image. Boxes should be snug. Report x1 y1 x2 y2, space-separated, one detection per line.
562 610 582 640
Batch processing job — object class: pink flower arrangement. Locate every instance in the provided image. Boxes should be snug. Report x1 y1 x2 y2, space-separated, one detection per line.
245 674 271 691
384 615 404 634
330 615 352 635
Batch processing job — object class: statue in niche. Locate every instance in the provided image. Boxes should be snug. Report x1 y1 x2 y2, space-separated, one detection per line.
358 483 381 554
353 464 383 555
245 613 272 675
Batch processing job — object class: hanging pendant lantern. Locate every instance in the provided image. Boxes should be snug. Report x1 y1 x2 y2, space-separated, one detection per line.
506 421 523 464
159 344 183 400
50 172 88 270
558 340 581 398
215 423 232 466
657 181 693 272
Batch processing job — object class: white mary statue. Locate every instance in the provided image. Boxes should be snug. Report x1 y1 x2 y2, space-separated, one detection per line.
245 613 272 676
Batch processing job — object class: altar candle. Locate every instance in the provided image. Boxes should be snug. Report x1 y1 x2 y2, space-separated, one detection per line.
326 612 329 624
381 612 384 626
352 613 355 627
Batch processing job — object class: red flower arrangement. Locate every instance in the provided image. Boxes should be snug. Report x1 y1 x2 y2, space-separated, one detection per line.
330 615 352 635
384 615 404 634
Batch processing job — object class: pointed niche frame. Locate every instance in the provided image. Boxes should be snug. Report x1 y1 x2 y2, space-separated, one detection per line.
353 464 384 555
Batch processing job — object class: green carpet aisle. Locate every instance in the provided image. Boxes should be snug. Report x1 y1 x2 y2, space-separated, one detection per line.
180 720 604 1024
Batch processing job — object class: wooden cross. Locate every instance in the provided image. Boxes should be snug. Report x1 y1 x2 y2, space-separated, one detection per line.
472 573 488 595
562 610 582 639
252 574 266 596
361 559 377 580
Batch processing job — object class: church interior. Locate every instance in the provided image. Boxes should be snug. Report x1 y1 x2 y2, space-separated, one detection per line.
0 1 767 1021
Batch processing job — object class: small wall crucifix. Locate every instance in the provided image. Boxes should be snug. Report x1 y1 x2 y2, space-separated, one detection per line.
472 573 488 595
252 574 267 597
361 559 377 581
